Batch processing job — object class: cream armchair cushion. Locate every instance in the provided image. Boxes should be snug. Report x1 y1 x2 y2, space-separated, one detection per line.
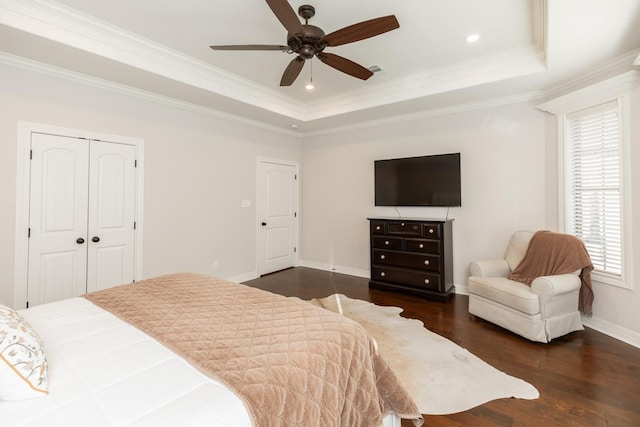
468 231 584 343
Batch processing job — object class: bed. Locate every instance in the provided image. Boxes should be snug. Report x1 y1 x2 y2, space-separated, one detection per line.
1 273 423 426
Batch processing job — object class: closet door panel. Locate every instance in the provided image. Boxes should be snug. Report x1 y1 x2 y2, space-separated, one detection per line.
86 141 136 292
27 133 89 306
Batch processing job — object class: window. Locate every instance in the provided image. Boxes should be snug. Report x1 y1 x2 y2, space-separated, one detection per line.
537 74 635 290
564 99 629 287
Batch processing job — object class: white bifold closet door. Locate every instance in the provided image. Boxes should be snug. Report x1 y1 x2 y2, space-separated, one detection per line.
27 133 136 307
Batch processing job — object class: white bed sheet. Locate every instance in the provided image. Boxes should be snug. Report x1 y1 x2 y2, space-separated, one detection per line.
2 297 252 427
3 297 401 427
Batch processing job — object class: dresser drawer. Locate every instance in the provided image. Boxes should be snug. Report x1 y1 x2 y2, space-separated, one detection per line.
386 221 422 237
372 236 403 250
372 266 441 291
370 220 386 235
373 250 440 272
405 239 440 254
423 223 441 238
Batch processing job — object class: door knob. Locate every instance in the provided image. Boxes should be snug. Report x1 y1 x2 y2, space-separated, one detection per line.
76 237 85 244
92 236 100 243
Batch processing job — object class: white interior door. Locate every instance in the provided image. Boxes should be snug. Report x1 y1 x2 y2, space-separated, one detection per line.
27 133 89 306
86 141 136 293
27 133 137 306
259 160 298 275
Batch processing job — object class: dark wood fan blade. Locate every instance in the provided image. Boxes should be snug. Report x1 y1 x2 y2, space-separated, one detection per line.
265 0 304 35
317 52 373 80
321 15 399 47
210 44 289 51
280 56 305 86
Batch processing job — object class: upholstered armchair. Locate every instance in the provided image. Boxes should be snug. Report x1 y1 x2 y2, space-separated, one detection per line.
467 231 588 343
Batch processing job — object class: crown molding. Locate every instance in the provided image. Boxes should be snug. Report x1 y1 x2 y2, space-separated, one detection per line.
302 90 544 138
305 0 547 120
541 49 640 102
0 51 302 137
0 0 548 123
0 0 308 120
537 70 640 115
304 43 546 121
1 46 546 139
20 0 640 136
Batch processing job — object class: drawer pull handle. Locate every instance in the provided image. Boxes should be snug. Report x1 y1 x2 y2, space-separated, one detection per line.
419 243 424 249
380 255 386 260
385 240 390 245
424 260 430 265
424 279 430 284
380 272 386 277
401 222 405 226
428 229 434 234
376 226 381 230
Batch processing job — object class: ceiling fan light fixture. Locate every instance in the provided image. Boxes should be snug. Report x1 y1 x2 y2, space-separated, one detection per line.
305 56 315 90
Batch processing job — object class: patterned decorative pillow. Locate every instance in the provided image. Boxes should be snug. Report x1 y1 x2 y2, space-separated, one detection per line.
0 304 49 400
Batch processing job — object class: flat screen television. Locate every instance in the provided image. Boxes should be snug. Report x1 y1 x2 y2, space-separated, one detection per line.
374 153 461 207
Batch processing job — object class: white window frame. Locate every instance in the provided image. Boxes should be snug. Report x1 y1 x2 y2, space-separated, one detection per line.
538 84 638 289
537 73 635 290
561 99 631 288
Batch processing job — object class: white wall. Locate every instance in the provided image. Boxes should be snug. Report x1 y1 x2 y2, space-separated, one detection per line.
3 59 638 345
300 101 551 290
0 63 302 307
301 87 640 344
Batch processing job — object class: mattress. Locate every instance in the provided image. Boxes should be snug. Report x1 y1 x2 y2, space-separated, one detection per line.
2 296 402 427
2 297 252 427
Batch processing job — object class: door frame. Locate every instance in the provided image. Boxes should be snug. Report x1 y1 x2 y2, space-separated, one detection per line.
256 157 300 276
13 121 145 309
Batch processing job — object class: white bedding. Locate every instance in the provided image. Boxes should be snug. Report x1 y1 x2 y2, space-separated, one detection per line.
2 297 401 427
2 297 251 427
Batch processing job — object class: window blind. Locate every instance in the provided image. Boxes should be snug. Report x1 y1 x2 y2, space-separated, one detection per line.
567 101 622 276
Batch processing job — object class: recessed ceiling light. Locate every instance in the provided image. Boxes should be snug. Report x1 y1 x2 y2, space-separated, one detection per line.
465 33 480 43
290 124 298 129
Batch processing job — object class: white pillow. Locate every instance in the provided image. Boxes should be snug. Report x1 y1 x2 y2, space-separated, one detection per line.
0 304 49 400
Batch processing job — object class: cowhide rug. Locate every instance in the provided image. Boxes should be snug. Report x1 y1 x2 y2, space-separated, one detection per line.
308 294 539 415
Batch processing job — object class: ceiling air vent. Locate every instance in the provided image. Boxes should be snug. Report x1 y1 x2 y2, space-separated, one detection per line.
368 65 384 73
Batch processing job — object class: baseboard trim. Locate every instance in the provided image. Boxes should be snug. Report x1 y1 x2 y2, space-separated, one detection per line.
581 315 640 349
299 260 369 279
226 271 258 284
453 283 469 295
231 265 639 349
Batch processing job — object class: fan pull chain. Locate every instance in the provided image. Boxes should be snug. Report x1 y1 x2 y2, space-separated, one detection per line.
305 59 314 90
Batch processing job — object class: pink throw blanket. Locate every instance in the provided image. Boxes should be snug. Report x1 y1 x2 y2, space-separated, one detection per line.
508 231 594 315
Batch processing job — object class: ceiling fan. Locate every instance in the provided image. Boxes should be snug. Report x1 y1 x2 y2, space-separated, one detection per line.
210 0 399 87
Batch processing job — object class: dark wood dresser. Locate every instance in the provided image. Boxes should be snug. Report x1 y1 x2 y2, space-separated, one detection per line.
368 218 454 301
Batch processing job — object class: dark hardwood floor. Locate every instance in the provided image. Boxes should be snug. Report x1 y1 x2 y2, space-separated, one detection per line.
243 267 640 427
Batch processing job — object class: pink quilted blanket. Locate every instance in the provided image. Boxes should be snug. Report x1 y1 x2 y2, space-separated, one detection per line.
508 231 594 315
84 273 423 427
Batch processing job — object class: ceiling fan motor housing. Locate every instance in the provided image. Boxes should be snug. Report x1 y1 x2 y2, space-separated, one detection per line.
287 25 326 59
